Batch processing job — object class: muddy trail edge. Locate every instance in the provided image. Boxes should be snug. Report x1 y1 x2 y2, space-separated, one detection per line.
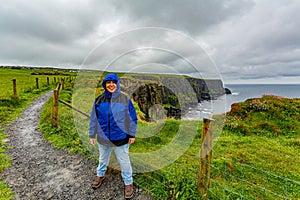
1 92 152 200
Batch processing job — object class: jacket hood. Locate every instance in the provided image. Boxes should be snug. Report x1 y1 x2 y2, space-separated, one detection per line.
102 73 121 98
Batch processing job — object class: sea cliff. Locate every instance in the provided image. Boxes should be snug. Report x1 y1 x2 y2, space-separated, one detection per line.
120 75 228 120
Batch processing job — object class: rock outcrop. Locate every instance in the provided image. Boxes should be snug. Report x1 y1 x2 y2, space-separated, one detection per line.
120 75 228 120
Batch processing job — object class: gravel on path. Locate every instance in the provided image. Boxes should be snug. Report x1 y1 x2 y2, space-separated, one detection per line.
1 92 152 200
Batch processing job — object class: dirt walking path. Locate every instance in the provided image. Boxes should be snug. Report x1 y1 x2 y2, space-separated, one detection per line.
1 92 152 200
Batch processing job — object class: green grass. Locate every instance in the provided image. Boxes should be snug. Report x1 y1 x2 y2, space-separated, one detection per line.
209 133 300 199
0 131 13 200
4 68 297 199
132 131 299 199
38 87 300 200
224 95 300 137
27 72 300 199
0 131 11 171
0 67 75 98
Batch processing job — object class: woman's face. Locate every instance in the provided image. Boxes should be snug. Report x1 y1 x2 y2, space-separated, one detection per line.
105 80 117 93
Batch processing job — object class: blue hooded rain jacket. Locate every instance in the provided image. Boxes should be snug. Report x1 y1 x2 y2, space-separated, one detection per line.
89 74 137 146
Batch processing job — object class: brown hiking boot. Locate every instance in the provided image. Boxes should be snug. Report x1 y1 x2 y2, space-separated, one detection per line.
92 176 106 189
124 184 134 199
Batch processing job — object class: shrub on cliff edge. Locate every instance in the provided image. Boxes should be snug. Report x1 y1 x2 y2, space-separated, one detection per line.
224 95 300 137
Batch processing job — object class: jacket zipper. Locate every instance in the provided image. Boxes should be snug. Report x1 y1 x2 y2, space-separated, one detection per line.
108 100 111 140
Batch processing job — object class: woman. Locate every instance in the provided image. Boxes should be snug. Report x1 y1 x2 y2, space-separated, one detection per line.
89 73 137 199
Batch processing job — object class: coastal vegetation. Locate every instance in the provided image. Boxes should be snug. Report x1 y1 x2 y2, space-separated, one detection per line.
1 68 299 199
39 74 300 199
224 95 300 137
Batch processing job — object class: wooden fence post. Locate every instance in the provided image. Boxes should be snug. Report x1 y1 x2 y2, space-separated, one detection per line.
52 84 61 127
61 78 65 90
197 118 214 199
36 78 39 89
47 77 50 86
12 79 17 97
54 77 56 83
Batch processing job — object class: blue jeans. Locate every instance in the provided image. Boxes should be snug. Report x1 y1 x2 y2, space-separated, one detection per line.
97 143 133 185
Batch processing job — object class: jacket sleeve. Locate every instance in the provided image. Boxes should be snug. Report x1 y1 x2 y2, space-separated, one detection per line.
127 99 137 138
89 102 98 138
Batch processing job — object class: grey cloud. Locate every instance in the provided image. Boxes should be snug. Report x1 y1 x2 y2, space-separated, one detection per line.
203 0 300 83
0 0 112 65
0 0 299 83
220 62 300 81
81 28 219 79
3 2 114 45
116 0 254 35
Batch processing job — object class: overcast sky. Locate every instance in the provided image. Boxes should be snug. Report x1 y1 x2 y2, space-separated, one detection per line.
0 0 299 84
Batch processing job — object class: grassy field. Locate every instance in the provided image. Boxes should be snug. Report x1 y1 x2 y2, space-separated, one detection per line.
0 67 76 199
38 75 300 200
0 68 72 98
1 68 299 199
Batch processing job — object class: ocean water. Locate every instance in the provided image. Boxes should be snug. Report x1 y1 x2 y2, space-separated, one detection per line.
183 84 300 120
225 84 300 103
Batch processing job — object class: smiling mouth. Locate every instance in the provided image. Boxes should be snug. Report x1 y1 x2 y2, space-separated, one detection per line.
107 86 116 92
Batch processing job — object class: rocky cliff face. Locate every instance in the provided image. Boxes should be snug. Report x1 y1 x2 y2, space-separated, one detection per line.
120 75 227 121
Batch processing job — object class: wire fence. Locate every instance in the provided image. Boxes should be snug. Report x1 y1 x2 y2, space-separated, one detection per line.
69 113 300 200
0 76 74 99
131 141 300 200
52 79 300 200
